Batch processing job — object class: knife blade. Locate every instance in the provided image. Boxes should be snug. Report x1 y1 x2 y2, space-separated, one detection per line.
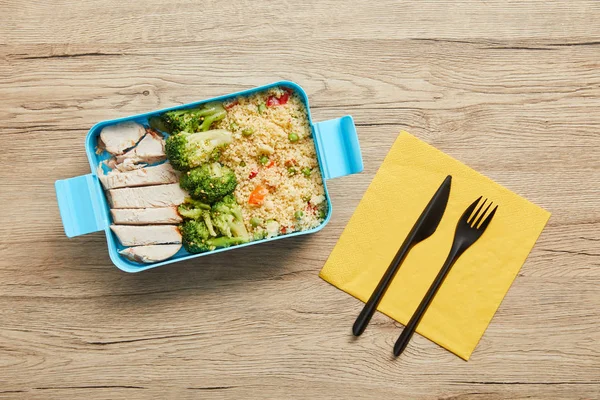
352 175 452 336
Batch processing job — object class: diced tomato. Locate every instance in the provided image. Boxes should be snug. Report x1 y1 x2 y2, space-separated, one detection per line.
266 92 289 107
282 87 293 95
279 92 289 104
266 160 275 168
284 159 297 167
248 171 258 179
224 99 239 110
280 226 288 234
248 185 268 205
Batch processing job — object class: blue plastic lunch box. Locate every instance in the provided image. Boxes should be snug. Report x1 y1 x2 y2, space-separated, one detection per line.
55 81 364 273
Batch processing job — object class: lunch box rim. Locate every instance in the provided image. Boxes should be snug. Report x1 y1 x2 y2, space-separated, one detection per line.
55 80 364 272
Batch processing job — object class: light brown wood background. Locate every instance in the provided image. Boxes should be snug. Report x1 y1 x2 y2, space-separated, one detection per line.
1 1 599 399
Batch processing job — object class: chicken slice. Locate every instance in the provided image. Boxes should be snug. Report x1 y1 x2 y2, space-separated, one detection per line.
120 244 182 263
110 225 181 246
100 121 145 155
110 158 147 172
107 183 188 209
100 158 147 174
116 130 165 165
111 207 182 225
98 162 180 190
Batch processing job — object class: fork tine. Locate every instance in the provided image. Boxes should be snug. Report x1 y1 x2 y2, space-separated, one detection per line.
468 197 486 224
462 196 482 222
473 201 493 228
477 205 498 232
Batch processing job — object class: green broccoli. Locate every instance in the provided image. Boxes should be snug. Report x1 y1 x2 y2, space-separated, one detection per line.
211 195 249 240
253 230 267 240
163 102 226 134
178 198 210 217
165 129 233 170
147 116 171 133
178 199 217 236
180 219 247 253
179 162 237 204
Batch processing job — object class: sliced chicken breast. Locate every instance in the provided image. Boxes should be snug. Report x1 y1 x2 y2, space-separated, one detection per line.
111 207 182 225
108 158 147 172
100 121 145 155
116 130 165 165
107 183 188 208
110 225 182 246
98 162 180 190
120 244 182 263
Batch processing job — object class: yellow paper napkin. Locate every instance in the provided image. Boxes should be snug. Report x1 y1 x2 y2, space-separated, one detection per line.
320 132 551 360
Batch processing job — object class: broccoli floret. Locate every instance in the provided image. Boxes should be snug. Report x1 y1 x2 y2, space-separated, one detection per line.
179 162 237 204
177 199 217 236
211 195 249 240
197 104 227 132
180 220 247 253
180 219 209 252
163 102 226 134
178 198 210 217
147 116 171 133
253 230 267 241
165 129 233 171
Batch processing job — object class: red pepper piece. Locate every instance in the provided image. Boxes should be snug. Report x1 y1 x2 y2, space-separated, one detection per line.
266 92 289 107
224 99 239 110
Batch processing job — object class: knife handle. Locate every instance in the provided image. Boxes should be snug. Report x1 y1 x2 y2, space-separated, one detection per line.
352 239 414 336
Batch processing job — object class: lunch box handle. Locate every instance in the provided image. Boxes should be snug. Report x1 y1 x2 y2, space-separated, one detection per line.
55 174 107 238
313 115 364 180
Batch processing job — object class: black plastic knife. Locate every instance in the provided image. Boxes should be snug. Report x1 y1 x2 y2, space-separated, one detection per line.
352 175 452 336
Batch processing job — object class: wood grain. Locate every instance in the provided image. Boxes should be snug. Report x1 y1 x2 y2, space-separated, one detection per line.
0 1 599 399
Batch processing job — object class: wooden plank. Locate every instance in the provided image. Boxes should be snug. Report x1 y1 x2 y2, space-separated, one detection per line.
1 1 600 44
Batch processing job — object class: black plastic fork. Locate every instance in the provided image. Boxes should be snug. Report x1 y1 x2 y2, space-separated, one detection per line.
393 196 498 357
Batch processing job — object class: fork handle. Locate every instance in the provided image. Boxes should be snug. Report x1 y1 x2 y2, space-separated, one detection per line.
393 245 462 356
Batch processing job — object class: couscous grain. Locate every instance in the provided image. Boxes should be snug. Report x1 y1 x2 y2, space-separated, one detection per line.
215 86 327 239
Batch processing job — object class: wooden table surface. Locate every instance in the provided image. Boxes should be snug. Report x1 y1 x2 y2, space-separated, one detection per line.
1 1 599 399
